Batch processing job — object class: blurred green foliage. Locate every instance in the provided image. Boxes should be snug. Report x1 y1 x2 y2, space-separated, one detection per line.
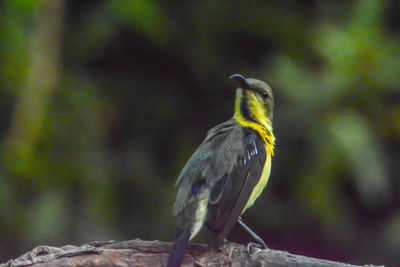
0 0 399 265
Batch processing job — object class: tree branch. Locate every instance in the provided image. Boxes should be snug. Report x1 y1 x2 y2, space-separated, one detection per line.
1 239 382 267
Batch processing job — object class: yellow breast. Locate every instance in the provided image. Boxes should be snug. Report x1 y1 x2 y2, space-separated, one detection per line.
242 148 272 213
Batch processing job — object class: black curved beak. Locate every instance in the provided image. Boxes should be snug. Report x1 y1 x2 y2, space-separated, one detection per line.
229 74 252 91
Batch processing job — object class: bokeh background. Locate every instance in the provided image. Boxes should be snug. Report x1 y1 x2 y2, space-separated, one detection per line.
1 0 399 265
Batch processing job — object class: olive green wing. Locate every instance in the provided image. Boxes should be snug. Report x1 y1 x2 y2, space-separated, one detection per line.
206 128 266 247
171 120 265 248
173 119 240 217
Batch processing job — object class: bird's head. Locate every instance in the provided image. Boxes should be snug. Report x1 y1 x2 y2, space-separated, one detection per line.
230 74 274 123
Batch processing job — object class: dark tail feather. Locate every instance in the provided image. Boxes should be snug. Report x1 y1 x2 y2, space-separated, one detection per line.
167 227 191 267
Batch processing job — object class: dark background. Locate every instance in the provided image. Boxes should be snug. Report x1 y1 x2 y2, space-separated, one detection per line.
0 0 399 265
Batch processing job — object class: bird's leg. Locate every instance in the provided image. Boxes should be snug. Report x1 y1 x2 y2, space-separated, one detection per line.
237 216 267 249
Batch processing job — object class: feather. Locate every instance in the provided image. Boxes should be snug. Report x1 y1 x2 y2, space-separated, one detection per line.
166 227 191 267
206 129 267 247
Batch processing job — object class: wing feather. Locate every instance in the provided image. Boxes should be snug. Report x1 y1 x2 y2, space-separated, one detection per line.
172 119 266 247
173 119 241 216
206 128 266 247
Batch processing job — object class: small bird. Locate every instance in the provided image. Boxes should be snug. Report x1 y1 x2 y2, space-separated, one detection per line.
167 74 275 267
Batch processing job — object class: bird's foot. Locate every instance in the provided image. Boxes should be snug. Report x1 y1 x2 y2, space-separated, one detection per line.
237 217 268 249
246 241 267 255
256 238 267 249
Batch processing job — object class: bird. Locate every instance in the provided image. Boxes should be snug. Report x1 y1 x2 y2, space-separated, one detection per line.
167 74 275 267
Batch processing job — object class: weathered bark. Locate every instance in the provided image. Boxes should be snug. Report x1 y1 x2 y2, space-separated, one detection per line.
2 239 382 267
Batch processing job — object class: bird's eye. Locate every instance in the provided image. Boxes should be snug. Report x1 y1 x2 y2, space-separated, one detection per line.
262 92 269 99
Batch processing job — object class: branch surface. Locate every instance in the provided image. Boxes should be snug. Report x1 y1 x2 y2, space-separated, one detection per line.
1 239 382 267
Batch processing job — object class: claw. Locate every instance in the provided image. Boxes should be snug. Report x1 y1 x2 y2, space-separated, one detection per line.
246 242 262 255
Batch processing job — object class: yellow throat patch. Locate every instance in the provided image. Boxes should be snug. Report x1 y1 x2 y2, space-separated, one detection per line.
234 90 275 154
233 89 275 212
